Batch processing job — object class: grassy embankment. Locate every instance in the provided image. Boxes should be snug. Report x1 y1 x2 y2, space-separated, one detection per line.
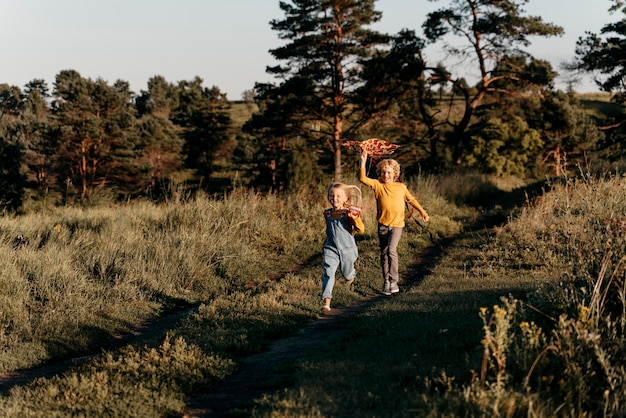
0 170 471 417
252 170 626 417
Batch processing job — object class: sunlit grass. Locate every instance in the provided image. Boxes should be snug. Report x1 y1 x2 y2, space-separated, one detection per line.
247 173 626 417
0 173 496 417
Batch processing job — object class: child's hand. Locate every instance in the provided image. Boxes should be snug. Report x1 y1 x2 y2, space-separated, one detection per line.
422 213 429 222
359 149 368 167
347 206 361 219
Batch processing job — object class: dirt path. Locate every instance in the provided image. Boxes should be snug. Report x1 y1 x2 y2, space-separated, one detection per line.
0 307 198 394
174 294 385 418
172 239 445 418
171 182 541 417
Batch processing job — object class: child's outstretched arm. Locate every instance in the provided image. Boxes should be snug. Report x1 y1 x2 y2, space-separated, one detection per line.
359 149 375 187
406 192 429 222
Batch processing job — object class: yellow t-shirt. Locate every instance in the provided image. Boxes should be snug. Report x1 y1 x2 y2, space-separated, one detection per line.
359 168 427 228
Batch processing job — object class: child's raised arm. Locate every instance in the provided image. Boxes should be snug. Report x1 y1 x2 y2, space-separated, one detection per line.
359 148 368 168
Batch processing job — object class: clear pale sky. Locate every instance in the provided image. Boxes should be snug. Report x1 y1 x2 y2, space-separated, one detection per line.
0 0 615 100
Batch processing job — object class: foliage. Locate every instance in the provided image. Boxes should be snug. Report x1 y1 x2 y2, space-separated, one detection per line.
421 0 563 166
51 70 138 200
0 71 237 211
249 0 389 182
174 78 233 185
356 30 440 167
0 336 235 418
440 174 626 416
465 115 543 176
575 3 626 102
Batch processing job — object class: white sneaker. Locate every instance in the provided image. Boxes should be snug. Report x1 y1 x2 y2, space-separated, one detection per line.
390 282 399 293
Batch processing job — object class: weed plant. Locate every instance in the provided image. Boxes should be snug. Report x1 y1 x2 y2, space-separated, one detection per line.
405 172 626 416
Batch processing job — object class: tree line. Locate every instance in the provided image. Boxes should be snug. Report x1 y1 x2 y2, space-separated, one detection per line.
0 72 233 211
1 0 626 212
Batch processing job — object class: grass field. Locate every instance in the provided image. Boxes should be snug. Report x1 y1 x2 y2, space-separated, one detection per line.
1 170 625 417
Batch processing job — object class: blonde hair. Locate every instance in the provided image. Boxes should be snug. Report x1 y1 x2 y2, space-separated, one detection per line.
376 159 400 181
327 182 362 208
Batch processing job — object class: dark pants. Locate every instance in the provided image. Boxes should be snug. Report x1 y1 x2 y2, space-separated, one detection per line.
378 223 403 283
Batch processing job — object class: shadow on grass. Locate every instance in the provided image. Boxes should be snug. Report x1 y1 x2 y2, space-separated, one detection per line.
0 294 198 395
174 181 551 417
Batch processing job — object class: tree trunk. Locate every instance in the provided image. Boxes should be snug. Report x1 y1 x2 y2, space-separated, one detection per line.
333 111 343 182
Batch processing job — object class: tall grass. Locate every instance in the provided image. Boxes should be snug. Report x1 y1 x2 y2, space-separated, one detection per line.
390 172 626 416
0 173 467 417
0 189 323 373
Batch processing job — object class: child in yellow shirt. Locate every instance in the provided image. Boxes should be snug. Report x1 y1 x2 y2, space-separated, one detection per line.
359 149 428 295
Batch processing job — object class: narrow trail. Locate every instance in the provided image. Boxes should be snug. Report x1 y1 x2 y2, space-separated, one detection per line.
172 182 545 417
174 294 385 418
0 244 439 407
173 242 447 418
0 307 198 394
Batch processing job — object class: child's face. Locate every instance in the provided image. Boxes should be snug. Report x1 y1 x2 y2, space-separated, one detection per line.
328 188 348 210
379 166 395 184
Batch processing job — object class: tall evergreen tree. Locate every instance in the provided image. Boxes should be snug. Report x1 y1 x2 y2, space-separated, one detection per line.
20 79 56 194
532 91 602 175
174 78 232 185
355 30 441 169
0 84 26 212
258 0 388 181
0 83 22 118
136 75 179 118
51 70 137 200
135 76 184 197
575 2 626 101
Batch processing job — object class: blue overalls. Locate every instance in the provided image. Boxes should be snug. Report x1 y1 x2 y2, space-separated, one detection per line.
321 209 358 300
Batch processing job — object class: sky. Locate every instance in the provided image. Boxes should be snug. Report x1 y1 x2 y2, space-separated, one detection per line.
0 0 617 100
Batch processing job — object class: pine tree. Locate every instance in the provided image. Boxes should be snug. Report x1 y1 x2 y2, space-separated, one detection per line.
51 70 137 200
256 0 388 181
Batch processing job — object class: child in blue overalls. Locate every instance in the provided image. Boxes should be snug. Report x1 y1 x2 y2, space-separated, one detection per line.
321 182 365 313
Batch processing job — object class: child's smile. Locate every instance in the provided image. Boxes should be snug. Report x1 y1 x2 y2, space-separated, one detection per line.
329 188 348 211
379 166 395 183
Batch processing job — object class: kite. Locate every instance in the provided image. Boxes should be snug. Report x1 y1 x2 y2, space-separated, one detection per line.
342 138 399 160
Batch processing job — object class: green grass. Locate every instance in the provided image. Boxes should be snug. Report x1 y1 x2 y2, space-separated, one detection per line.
4 170 625 417
248 173 626 417
0 189 325 373
0 173 464 416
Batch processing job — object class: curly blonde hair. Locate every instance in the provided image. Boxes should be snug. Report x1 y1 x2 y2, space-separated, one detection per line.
376 159 400 181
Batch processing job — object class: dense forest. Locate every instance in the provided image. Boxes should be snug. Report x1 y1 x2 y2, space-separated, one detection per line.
1 0 626 213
